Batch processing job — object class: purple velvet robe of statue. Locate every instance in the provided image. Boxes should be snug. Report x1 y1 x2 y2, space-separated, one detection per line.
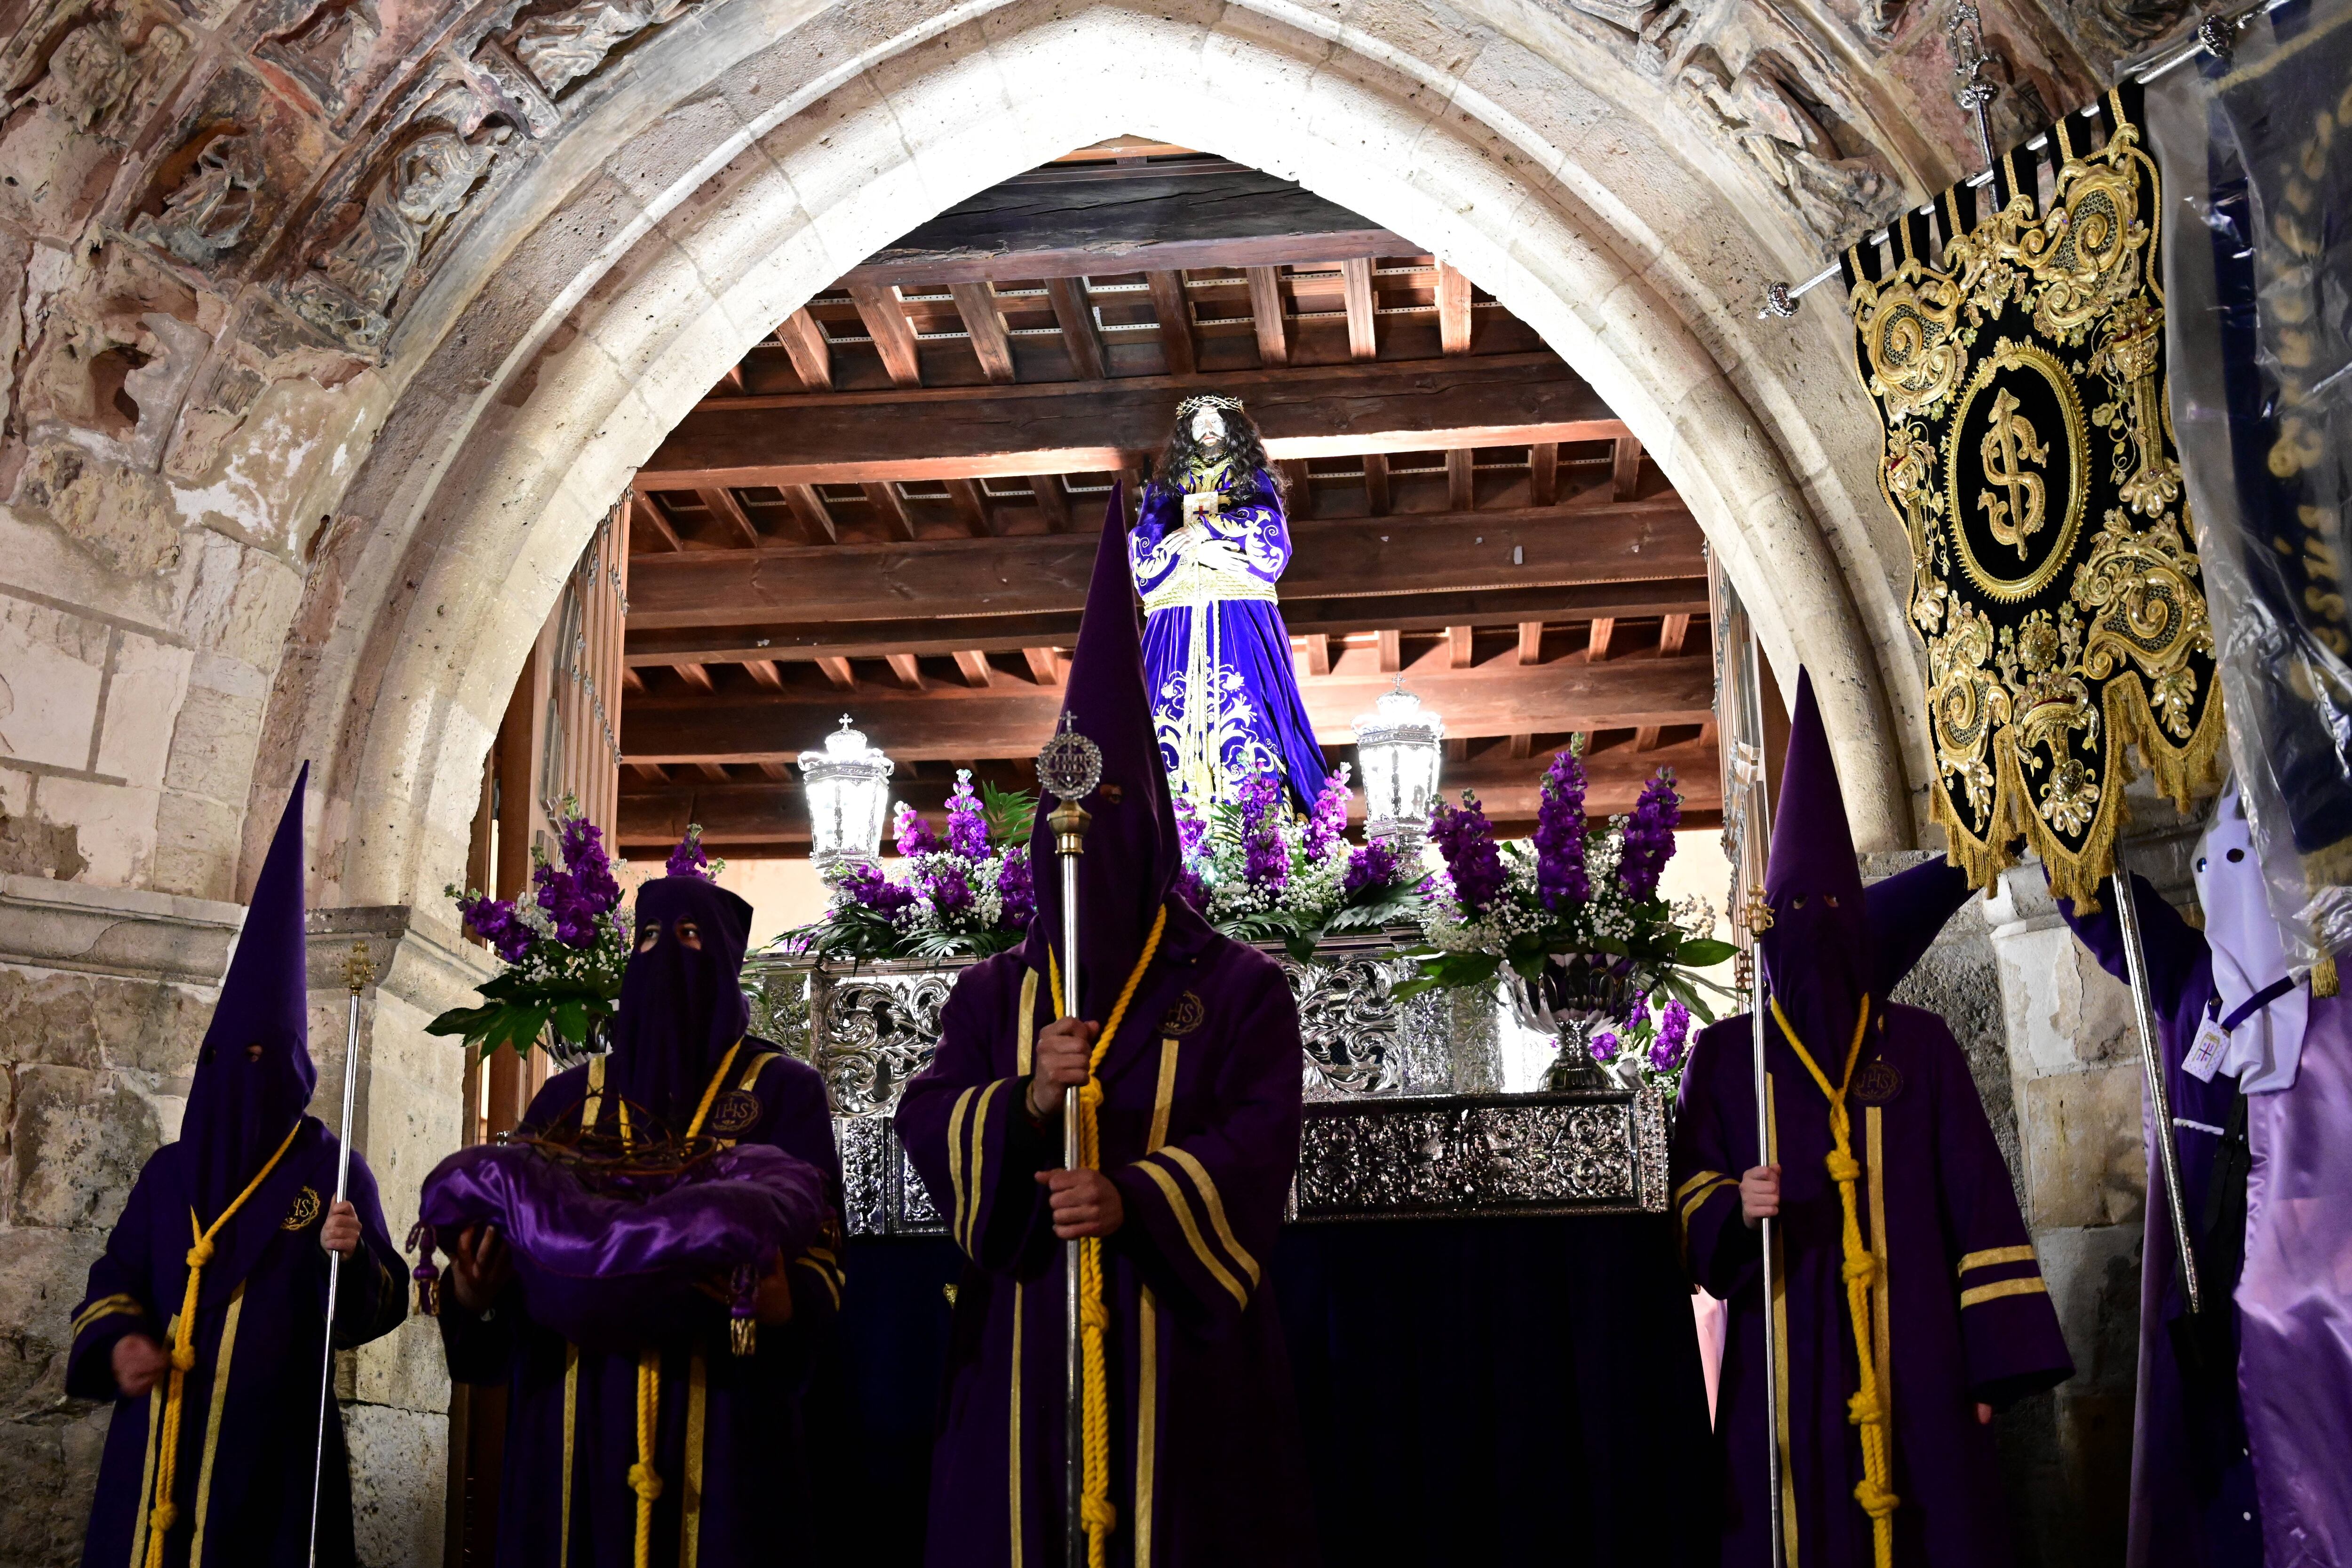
894 939 1319 1568
438 1043 844 1568
1130 470 1327 811
2063 880 2352 1568
1674 1003 2074 1568
67 1119 408 1568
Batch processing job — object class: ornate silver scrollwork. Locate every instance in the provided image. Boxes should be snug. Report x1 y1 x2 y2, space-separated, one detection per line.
814 966 963 1117
1289 1090 1665 1221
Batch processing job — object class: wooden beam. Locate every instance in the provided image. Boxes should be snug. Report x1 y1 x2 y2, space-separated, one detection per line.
1144 270 1196 376
846 282 923 388
1437 263 1473 355
782 483 836 545
644 354 1624 489
1659 612 1692 658
1245 265 1287 367
675 662 715 692
1517 621 1545 666
633 761 669 782
1044 279 1105 380
775 309 832 391
1027 473 1070 531
885 653 923 691
1507 733 1532 759
1446 448 1475 511
695 762 731 782
847 164 1406 287
698 487 761 549
814 655 855 690
954 649 995 688
1279 461 1310 514
862 482 917 541
1377 629 1403 674
1340 257 1378 361
623 650 1717 764
1529 441 1559 506
950 282 1016 384
631 492 682 553
626 501 1707 629
1447 624 1475 669
744 659 784 689
1613 435 1644 502
946 478 994 538
1022 647 1061 686
1633 724 1663 752
1587 617 1617 663
1304 632 1331 677
1361 452 1390 515
622 666 648 693
757 761 792 780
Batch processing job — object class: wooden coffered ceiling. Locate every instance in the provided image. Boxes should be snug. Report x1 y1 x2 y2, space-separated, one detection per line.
616 138 1720 857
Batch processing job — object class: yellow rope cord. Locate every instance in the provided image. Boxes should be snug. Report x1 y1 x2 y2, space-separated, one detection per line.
1772 995 1898 1568
1048 905 1170 1568
620 1039 743 1568
144 1119 304 1568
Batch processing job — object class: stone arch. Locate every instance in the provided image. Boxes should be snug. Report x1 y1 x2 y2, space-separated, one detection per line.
265 0 1928 918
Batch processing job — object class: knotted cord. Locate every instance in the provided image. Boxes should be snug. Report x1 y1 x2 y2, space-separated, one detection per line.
144 1119 304 1568
1049 903 1169 1568
1772 995 1897 1568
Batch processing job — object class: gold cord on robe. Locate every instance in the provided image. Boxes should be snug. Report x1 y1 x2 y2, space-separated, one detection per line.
1772 996 1899 1568
1049 904 1170 1568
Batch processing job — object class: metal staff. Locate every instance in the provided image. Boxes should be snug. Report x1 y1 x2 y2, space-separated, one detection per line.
1734 628 1787 1568
308 940 372 1568
2110 856 2203 1314
1037 716 1103 1568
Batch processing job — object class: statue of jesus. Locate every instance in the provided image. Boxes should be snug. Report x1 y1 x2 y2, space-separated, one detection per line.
1129 395 1330 812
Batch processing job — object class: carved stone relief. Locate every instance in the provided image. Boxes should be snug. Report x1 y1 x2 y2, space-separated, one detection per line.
0 0 190 236
131 129 261 263
505 0 700 99
256 0 379 118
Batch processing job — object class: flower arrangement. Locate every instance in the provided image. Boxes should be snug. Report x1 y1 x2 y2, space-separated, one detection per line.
427 801 638 1060
1397 746 1732 1037
1176 765 1421 960
776 771 1038 961
1588 991 1698 1092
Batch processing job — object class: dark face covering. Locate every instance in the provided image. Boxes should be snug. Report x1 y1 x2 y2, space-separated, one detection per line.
1757 671 1873 1059
183 764 317 1222
1021 488 1213 1014
609 876 755 1135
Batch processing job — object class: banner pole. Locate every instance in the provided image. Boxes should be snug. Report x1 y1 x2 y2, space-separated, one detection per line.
1737 631 1788 1568
2108 857 2204 1314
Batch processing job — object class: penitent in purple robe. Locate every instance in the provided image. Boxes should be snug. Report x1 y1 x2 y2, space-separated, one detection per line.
1674 673 2072 1568
68 766 409 1568
899 485 1318 1568
1130 462 1327 812
437 878 845 1568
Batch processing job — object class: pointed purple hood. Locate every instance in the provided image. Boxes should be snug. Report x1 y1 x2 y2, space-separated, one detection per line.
609 876 755 1136
184 763 317 1222
1020 487 1213 1016
1759 671 1872 1057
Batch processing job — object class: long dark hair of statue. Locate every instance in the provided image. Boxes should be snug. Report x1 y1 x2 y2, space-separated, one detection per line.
1150 400 1285 512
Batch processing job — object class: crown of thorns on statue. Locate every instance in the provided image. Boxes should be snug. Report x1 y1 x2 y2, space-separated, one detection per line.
1176 393 1245 421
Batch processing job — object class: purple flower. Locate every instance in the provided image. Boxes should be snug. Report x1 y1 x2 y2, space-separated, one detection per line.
1589 1030 1622 1064
1174 795 1208 860
558 815 621 911
1618 770 1682 901
459 892 533 964
894 802 940 858
533 860 603 949
1428 793 1506 914
1533 749 1590 910
923 858 974 915
1237 771 1290 893
995 845 1035 929
1303 766 1351 860
839 862 914 916
665 822 715 882
1649 999 1692 1073
1344 838 1403 896
946 771 989 860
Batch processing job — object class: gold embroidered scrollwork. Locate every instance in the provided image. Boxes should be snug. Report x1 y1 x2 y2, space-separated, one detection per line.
1843 86 2223 907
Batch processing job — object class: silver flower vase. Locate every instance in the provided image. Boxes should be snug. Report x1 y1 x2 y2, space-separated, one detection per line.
1510 951 1636 1091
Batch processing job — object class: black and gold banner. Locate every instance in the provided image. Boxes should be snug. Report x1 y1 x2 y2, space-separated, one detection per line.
1843 83 2223 908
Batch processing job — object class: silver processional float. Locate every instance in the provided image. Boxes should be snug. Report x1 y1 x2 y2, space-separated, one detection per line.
1036 713 1105 1568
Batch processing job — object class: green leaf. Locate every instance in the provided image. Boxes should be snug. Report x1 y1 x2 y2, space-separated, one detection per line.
425 1003 502 1038
551 998 591 1044
1677 938 1737 967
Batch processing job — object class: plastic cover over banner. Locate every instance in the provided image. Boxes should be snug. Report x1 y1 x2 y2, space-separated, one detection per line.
2150 5 2352 968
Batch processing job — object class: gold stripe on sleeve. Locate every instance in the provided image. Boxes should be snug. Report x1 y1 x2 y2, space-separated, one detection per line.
1017 971 1039 1076
965 1080 1006 1255
1675 1169 1727 1205
1867 1106 1894 1450
1135 1287 1159 1568
1009 1282 1024 1568
1149 1039 1180 1153
1159 1146 1259 1288
72 1294 143 1337
1133 1160 1248 1308
1957 1244 2039 1278
679 1350 707 1568
187 1283 246 1566
1960 1277 2050 1309
946 1087 978 1253
1678 1176 1731 1229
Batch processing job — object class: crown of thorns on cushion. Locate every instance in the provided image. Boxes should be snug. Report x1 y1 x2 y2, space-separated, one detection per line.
1176 393 1245 420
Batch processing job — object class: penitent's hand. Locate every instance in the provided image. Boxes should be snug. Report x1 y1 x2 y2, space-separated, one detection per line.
1740 1164 1781 1228
447 1223 513 1314
1035 1169 1125 1239
1027 1018 1099 1120
112 1333 169 1399
754 1252 795 1327
320 1199 361 1258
